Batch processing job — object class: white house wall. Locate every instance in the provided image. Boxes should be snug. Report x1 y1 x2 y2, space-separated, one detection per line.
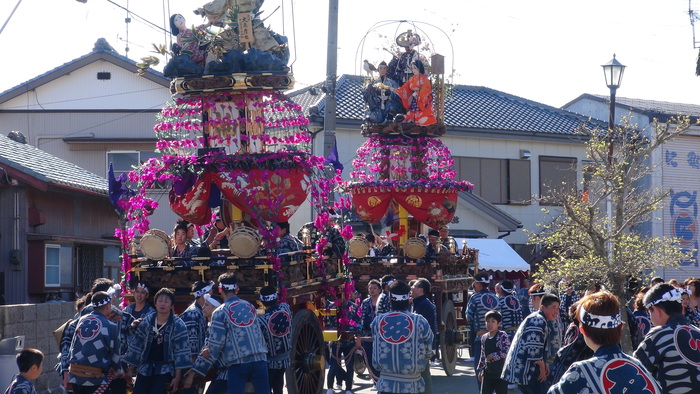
0 60 170 111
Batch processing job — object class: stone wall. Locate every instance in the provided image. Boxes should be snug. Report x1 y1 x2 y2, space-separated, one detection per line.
0 302 75 393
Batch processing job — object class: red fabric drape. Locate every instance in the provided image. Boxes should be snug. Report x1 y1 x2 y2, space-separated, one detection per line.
169 168 311 224
212 168 310 222
350 185 458 227
169 172 213 225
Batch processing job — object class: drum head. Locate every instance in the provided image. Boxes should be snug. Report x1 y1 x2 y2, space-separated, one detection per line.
228 227 261 258
141 230 170 260
403 237 426 259
348 236 369 259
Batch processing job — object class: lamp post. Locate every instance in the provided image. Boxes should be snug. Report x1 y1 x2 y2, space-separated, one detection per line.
601 54 626 162
601 54 625 268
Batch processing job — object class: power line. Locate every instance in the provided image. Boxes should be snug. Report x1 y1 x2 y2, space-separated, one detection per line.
0 0 23 36
3 87 166 110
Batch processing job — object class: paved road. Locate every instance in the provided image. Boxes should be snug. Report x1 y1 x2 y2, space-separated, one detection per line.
323 355 524 394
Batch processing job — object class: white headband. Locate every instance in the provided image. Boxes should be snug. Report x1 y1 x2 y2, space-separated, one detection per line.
193 282 214 298
203 294 221 308
645 288 684 309
107 284 121 297
260 293 278 302
579 306 621 329
386 279 396 287
502 286 516 294
136 283 149 293
220 282 238 291
530 291 547 296
477 275 493 284
390 292 410 301
92 296 112 308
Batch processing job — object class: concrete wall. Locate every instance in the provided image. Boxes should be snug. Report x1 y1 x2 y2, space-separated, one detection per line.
0 302 75 393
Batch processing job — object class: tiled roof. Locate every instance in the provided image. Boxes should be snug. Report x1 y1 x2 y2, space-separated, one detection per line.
290 74 602 135
0 134 108 195
0 38 169 104
567 94 700 120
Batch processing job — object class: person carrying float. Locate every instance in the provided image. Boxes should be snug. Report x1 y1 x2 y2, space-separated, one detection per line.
371 280 434 394
124 288 191 393
184 273 269 393
496 280 523 341
466 273 499 378
68 291 122 394
633 283 700 393
548 291 661 394
178 281 214 394
256 286 293 394
501 293 561 394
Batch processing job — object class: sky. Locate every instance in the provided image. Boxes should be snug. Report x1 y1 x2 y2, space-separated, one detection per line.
1 0 700 108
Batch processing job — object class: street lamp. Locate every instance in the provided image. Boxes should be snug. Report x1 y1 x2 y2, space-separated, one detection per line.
601 54 625 269
601 54 626 134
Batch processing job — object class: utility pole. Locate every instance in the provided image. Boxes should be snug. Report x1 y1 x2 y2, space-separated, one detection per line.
323 0 338 158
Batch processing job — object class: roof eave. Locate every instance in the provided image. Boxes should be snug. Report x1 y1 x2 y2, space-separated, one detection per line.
458 191 523 232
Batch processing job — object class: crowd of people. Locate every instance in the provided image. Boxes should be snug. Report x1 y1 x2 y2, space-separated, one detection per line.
464 274 700 394
6 212 700 394
24 274 292 394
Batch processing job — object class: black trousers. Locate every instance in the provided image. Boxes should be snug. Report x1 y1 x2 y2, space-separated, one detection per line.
481 376 508 394
268 367 285 394
72 386 100 394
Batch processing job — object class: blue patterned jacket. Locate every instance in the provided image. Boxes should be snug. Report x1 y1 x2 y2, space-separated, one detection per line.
497 293 523 340
4 375 35 394
558 291 580 326
257 302 293 369
123 312 191 376
467 289 499 334
501 309 549 386
549 344 661 394
547 323 593 386
360 296 378 336
371 310 434 393
191 295 267 376
121 303 155 354
277 234 303 255
376 291 391 315
68 311 121 386
179 301 207 358
633 314 700 393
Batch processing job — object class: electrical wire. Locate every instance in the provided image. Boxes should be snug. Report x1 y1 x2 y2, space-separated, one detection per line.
0 0 23 36
3 87 166 110
104 0 168 34
36 102 166 147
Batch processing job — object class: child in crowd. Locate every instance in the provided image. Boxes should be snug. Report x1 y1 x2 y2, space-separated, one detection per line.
5 348 44 394
477 310 511 394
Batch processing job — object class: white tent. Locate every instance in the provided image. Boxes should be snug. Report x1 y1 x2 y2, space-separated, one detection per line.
455 238 530 272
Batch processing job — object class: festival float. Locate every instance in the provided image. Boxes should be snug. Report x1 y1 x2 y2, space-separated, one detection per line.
110 2 350 392
110 2 480 388
343 26 478 376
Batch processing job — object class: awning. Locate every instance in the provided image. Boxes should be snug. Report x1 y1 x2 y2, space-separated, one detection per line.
456 238 530 272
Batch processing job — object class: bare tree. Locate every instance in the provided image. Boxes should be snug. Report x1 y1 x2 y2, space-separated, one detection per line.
528 116 694 352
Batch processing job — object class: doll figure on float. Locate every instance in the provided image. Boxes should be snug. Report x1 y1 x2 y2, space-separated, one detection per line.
363 61 403 124
390 60 437 126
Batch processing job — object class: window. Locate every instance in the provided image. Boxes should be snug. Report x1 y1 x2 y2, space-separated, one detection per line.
107 151 168 189
45 244 73 287
103 246 121 284
539 156 577 205
454 157 531 205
